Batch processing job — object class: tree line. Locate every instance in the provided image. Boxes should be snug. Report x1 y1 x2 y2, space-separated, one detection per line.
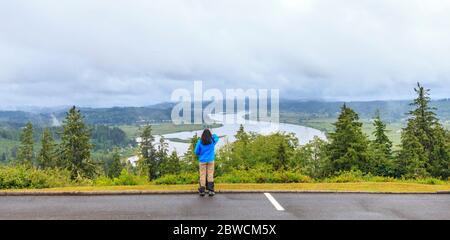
217 83 449 179
14 107 97 179
11 83 450 182
137 83 449 181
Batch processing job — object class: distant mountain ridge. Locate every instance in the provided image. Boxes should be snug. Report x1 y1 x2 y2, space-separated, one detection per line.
280 99 450 121
0 99 449 127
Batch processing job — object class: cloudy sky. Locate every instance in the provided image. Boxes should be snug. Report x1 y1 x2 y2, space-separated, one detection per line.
1 0 449 108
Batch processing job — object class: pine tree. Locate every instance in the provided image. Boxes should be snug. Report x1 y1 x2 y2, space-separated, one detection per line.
397 83 449 178
37 129 57 169
17 122 34 166
235 124 249 143
181 133 199 173
428 125 449 178
275 142 287 170
372 110 392 156
59 106 96 179
233 124 250 169
368 110 394 176
11 146 18 159
161 151 181 175
137 124 157 180
397 128 428 178
108 148 123 178
327 104 369 174
446 130 450 153
155 136 169 177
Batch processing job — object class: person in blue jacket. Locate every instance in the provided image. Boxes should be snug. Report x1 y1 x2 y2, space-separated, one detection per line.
195 128 219 196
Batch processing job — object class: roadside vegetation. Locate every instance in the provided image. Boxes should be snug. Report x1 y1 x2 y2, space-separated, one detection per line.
0 83 449 191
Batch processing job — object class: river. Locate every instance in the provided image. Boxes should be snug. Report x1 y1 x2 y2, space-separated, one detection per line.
129 113 326 164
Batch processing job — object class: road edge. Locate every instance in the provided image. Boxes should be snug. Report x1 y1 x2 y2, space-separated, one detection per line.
1 190 449 196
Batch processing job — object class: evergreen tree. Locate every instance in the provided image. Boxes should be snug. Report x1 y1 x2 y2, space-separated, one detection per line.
161 151 181 175
327 104 369 174
235 124 249 143
368 111 394 176
155 136 169 177
232 124 250 169
37 129 57 169
372 110 393 156
108 148 123 178
446 130 450 153
397 83 449 178
59 106 96 179
396 129 428 178
182 133 199 173
275 142 287 170
10 146 18 159
17 122 34 166
428 125 449 178
137 124 157 180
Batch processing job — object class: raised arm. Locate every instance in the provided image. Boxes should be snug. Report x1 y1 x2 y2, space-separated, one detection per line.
212 134 219 145
194 140 201 155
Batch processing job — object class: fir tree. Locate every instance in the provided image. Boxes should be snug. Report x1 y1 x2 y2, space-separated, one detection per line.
17 122 34 166
155 136 169 177
368 110 394 176
233 124 250 169
372 110 392 156
161 151 181 175
59 106 96 179
108 148 123 178
235 124 249 143
327 104 369 173
397 128 428 178
37 129 57 169
137 124 157 180
275 142 288 170
397 83 449 178
182 133 199 173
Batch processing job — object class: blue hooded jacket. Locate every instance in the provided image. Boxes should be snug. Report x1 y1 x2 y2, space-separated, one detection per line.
195 134 219 163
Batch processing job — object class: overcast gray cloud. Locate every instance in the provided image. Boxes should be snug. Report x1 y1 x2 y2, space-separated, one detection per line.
0 0 449 108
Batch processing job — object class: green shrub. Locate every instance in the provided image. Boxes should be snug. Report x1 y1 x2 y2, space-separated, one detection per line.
322 170 448 185
216 167 312 184
272 171 312 183
113 169 147 185
364 175 397 182
94 170 148 186
324 170 365 183
0 165 72 189
216 170 253 183
154 172 199 185
411 177 446 185
94 176 114 186
93 169 149 186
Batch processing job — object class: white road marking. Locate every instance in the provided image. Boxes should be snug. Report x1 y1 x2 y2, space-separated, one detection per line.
264 193 285 211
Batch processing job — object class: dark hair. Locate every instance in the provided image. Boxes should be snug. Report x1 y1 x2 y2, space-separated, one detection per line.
201 129 212 145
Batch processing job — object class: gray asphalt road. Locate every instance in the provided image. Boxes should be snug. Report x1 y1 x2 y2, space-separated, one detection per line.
0 193 448 220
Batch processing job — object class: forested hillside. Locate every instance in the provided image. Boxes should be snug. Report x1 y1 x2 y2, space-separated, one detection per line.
280 99 450 121
1 99 449 128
